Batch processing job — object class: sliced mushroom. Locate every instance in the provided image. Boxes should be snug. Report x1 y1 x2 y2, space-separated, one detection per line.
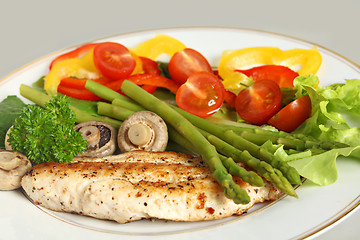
0 150 32 190
74 121 116 157
118 111 168 152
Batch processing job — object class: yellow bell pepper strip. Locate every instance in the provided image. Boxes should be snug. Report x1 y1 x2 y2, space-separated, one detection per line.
218 46 322 94
44 49 101 96
131 34 186 61
129 50 144 75
49 43 98 70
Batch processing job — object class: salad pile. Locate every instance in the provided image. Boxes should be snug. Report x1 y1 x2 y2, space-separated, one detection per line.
1 34 360 203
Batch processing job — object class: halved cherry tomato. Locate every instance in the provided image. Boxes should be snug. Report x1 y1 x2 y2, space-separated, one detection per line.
235 80 282 125
235 65 299 88
168 48 213 84
49 43 98 70
93 42 136 80
176 71 225 118
268 95 311 132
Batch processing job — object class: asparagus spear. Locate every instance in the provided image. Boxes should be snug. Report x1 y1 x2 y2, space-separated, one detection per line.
202 131 298 197
170 106 301 185
219 154 265 187
222 129 301 185
225 126 349 151
120 80 250 204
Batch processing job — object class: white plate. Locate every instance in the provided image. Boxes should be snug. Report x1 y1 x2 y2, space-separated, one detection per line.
1 27 360 240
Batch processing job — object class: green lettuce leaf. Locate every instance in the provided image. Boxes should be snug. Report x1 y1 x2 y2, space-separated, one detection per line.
288 146 360 186
261 141 312 162
278 76 360 185
293 74 320 98
317 79 360 115
293 78 360 151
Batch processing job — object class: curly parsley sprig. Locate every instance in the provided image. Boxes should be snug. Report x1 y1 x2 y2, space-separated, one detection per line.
8 95 87 164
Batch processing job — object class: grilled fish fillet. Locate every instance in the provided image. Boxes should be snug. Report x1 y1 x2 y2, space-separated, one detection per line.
21 151 280 223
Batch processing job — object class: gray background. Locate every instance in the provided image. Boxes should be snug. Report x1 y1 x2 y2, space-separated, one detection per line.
1 0 359 239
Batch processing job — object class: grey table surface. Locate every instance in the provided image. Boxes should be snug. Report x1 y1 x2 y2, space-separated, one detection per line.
1 0 359 239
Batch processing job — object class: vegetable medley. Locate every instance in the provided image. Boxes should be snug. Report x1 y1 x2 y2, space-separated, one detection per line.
2 34 360 203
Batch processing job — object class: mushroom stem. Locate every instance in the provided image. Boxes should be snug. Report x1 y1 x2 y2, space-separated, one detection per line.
74 121 117 157
128 123 152 146
79 126 101 147
117 111 168 152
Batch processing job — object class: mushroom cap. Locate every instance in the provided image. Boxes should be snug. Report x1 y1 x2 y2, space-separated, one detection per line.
118 111 168 152
74 121 117 158
0 150 32 191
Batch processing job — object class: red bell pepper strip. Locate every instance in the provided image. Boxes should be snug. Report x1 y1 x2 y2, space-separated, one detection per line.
224 89 236 108
140 85 158 94
139 56 161 75
49 43 98 70
58 79 157 100
57 84 102 101
102 79 158 96
60 77 111 89
235 65 299 88
137 56 161 93
127 73 181 94
213 70 237 108
58 73 178 100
